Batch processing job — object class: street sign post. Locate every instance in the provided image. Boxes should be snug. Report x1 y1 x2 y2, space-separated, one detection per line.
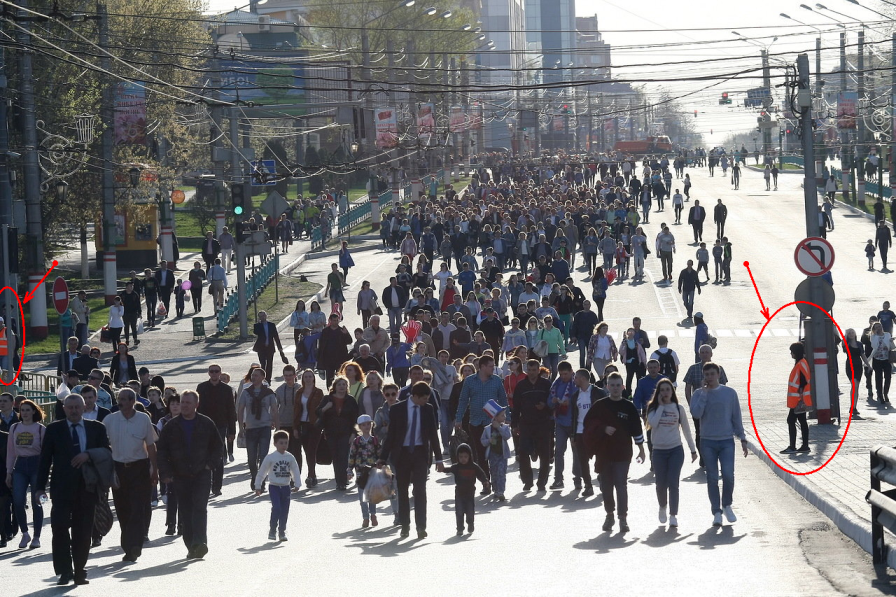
52 277 68 315
794 237 835 277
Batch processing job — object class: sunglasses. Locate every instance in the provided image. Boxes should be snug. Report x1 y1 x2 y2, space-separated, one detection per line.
209 369 221 374
383 392 398 397
89 376 102 381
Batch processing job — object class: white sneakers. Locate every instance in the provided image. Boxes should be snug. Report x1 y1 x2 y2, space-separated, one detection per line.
18 532 31 549
658 507 667 524
669 515 678 528
723 506 737 523
713 507 737 527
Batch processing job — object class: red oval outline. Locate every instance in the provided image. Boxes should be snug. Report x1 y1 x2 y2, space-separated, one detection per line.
747 300 853 476
0 287 26 386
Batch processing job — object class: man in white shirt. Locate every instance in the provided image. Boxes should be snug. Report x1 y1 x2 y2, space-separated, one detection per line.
207 258 228 312
103 388 158 562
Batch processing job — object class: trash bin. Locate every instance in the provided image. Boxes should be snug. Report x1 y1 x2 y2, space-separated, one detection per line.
192 317 205 341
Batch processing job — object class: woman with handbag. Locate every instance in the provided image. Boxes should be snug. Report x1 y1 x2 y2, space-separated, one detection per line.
781 342 812 454
316 376 360 491
869 322 893 404
293 369 324 488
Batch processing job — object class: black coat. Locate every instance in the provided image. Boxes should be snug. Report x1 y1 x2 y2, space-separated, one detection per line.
109 354 138 384
316 325 352 370
72 355 99 380
157 413 225 479
381 285 409 309
37 418 110 495
57 350 80 376
379 399 441 465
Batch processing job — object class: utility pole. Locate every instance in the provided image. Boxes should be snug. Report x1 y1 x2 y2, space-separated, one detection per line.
97 3 118 307
856 28 866 204
839 32 853 204
890 32 896 198
231 109 248 339
16 0 47 337
361 27 380 229
0 42 14 381
798 52 838 425
761 49 772 162
814 36 824 190
210 47 226 238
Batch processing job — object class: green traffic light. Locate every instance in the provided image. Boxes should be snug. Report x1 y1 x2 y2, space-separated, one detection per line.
234 206 243 215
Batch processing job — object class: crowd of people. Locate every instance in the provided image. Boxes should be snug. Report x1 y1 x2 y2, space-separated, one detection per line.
2 151 888 587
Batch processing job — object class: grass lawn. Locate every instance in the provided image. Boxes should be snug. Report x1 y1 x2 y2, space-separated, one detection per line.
24 297 110 356
214 278 321 341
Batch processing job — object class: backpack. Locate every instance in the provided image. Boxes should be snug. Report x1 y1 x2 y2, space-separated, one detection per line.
656 349 678 382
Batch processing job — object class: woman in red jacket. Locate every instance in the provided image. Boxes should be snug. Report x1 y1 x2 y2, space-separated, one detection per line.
782 342 811 454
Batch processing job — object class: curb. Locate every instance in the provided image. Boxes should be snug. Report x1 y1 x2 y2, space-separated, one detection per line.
745 165 804 174
745 436 896 568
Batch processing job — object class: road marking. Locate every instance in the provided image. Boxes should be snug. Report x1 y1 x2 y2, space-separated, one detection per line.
735 329 753 337
772 328 790 337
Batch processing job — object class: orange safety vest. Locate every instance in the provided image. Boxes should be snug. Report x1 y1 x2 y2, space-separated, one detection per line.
787 358 812 409
0 327 8 356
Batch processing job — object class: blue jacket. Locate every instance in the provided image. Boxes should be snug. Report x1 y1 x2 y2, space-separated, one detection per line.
480 423 512 460
633 374 661 411
385 343 411 373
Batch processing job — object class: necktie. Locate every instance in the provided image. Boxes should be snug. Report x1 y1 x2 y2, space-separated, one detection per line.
411 405 419 446
71 423 81 454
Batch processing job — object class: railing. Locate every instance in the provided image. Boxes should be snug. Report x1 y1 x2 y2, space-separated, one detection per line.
829 166 892 199
338 199 372 235
311 225 324 252
869 445 896 565
216 253 280 333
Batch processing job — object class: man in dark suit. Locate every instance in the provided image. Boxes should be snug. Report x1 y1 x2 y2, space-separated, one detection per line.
687 199 706 244
154 260 175 314
377 381 444 539
72 346 98 381
253 311 286 382
381 277 409 335
201 231 221 272
0 428 8 547
57 336 80 376
36 394 111 586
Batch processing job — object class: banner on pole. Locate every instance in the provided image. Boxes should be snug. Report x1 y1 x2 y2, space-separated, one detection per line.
417 103 435 145
375 107 398 148
449 106 465 133
837 92 857 129
114 82 147 145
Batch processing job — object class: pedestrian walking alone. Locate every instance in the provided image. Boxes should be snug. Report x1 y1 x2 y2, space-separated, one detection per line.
780 343 811 454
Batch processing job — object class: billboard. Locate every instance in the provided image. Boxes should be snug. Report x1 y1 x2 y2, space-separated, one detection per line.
220 58 305 106
114 82 147 145
375 107 398 148
449 106 466 133
837 92 857 129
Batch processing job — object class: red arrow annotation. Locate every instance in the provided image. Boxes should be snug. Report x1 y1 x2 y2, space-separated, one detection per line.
743 261 770 321
22 260 58 304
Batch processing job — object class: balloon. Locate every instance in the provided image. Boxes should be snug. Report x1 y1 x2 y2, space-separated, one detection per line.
606 269 617 284
182 280 192 291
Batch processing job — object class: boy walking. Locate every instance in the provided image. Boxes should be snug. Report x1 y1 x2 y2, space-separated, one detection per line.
480 403 511 502
448 444 489 535
582 372 645 533
255 430 301 541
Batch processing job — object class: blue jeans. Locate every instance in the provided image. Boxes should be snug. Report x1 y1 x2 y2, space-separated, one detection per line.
682 288 695 317
245 426 272 489
358 485 377 519
554 422 580 482
439 399 452 453
700 438 735 514
653 445 685 515
542 353 560 380
12 455 43 536
269 485 290 532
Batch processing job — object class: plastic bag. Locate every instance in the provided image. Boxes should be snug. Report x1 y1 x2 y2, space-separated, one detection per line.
56 382 70 400
236 430 246 449
363 465 394 504
157 303 167 318
137 318 144 334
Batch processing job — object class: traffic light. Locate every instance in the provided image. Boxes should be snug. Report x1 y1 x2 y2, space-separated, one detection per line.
694 110 698 118
235 220 247 244
786 128 792 134
560 104 569 114
231 182 246 215
719 92 732 105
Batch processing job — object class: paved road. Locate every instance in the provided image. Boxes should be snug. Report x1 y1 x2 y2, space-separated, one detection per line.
8 164 896 592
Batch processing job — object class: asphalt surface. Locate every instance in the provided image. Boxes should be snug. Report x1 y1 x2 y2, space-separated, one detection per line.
7 164 896 594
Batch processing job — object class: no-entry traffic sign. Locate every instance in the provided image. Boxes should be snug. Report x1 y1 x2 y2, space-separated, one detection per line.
53 277 69 315
794 237 835 277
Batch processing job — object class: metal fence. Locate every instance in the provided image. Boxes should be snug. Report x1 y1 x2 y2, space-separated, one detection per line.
338 199 372 235
216 253 280 333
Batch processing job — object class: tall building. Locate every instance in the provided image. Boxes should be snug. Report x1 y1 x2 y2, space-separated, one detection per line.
477 0 527 150
575 15 611 78
524 0 576 83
